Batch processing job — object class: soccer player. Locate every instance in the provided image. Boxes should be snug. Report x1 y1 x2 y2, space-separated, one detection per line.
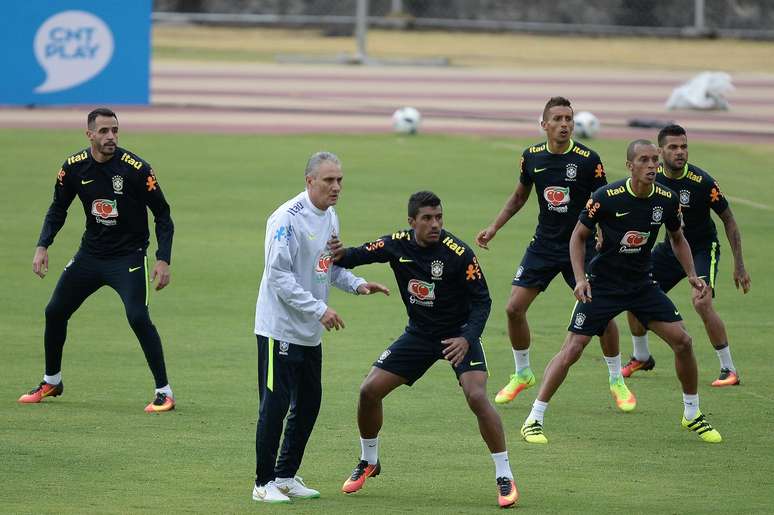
476 96 632 412
332 191 519 509
623 125 750 386
252 152 388 503
19 108 175 412
520 140 722 445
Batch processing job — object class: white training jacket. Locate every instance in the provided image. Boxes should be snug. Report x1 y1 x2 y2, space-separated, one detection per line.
254 190 366 346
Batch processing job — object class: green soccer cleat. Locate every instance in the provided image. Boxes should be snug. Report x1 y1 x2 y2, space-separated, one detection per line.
495 369 536 404
609 376 636 412
520 418 548 444
681 411 722 443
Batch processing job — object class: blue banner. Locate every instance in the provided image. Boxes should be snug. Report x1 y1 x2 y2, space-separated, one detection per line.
0 0 152 105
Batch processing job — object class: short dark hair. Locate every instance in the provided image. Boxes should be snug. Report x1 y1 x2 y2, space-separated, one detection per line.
408 191 441 219
542 96 572 121
657 124 687 146
87 108 117 129
626 139 655 161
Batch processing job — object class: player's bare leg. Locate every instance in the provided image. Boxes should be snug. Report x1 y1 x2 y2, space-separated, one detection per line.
692 286 739 386
521 333 592 444
647 320 721 442
460 371 519 508
536 333 593 403
342 367 405 493
461 371 506 452
598 319 636 412
495 286 540 404
648 321 697 394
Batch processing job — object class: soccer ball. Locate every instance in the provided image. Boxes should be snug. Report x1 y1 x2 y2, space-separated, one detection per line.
573 111 600 138
392 107 421 135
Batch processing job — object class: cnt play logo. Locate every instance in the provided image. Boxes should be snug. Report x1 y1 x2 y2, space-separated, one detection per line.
34 10 114 93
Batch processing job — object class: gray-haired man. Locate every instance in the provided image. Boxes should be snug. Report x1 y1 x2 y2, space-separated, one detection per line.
252 152 389 503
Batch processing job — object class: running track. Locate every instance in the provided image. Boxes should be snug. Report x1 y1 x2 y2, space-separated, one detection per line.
2 61 773 143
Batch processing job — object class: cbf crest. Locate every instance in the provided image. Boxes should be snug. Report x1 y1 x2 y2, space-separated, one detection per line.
431 260 444 280
112 175 123 194
679 190 691 206
652 206 663 223
565 163 578 181
279 341 289 356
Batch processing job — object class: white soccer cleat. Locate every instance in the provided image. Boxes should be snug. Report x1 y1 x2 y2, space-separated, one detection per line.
252 481 291 503
274 475 321 499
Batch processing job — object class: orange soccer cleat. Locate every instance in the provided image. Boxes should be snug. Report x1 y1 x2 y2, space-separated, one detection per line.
711 368 740 387
621 355 655 378
144 392 175 413
497 477 519 508
341 460 380 494
18 382 63 403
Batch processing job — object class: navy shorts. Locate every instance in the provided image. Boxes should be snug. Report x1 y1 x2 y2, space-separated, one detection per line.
512 238 595 291
567 282 682 337
651 241 720 296
373 330 488 386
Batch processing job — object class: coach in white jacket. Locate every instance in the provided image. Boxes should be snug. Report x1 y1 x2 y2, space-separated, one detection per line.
252 151 389 503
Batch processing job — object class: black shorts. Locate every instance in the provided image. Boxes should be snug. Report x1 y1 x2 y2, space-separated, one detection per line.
651 241 720 296
512 238 593 291
567 282 682 337
373 330 488 386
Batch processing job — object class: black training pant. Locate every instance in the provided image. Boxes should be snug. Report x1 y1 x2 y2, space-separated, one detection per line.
44 249 168 388
255 335 322 486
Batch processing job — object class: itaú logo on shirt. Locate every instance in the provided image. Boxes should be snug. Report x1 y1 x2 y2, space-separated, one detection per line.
544 186 570 213
619 231 649 253
408 279 435 307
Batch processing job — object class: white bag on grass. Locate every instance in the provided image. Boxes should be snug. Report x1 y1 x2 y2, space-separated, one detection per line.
666 72 734 110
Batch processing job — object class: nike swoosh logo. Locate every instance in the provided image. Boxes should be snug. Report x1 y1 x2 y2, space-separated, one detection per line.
674 311 680 316
308 234 316 240
129 266 142 272
81 179 94 185
534 167 547 173
399 257 413 263
615 211 630 217
470 361 484 366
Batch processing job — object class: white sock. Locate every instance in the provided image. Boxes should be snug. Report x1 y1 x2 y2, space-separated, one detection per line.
155 384 173 398
43 372 62 385
528 400 548 424
491 451 513 480
715 345 735 372
514 349 530 373
360 437 379 465
632 334 650 361
682 393 699 420
604 354 622 380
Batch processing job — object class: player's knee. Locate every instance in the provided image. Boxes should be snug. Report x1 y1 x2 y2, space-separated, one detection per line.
464 386 488 412
692 295 712 316
505 300 527 321
672 333 693 355
358 381 381 406
560 341 585 367
45 300 69 322
126 307 152 329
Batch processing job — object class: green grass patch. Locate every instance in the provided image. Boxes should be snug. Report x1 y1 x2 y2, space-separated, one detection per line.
1 130 772 513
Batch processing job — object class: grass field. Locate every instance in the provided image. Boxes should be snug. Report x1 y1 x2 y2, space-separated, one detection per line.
1 129 773 513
